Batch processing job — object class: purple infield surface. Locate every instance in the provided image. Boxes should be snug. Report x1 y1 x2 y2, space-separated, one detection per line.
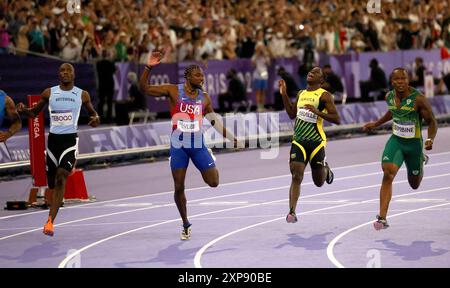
0 128 449 268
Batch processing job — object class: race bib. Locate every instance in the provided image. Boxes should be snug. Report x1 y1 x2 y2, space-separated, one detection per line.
297 108 318 123
177 120 200 132
393 122 415 138
50 111 74 126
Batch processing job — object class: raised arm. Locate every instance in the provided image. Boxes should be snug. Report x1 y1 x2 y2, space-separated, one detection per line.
139 51 177 100
0 96 22 142
16 88 50 118
363 110 393 131
81 90 100 127
304 92 341 125
416 94 437 150
363 92 392 131
279 79 298 119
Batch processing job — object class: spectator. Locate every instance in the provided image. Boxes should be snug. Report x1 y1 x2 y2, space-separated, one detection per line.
324 23 337 54
397 23 414 50
437 72 450 94
364 21 380 51
322 64 344 95
60 37 81 61
27 17 45 53
3 0 450 62
252 43 270 112
96 51 116 123
359 58 388 102
379 23 396 51
115 72 147 125
176 31 193 62
81 37 99 62
314 24 327 52
254 28 267 48
268 28 287 58
350 9 365 34
0 16 9 54
6 7 27 42
222 39 237 60
218 68 247 113
297 43 318 89
115 32 128 62
410 57 426 88
127 72 147 111
47 17 62 56
236 26 255 59
349 32 366 52
15 25 29 55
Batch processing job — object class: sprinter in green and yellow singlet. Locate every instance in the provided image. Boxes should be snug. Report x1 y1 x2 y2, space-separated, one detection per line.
279 67 341 223
364 68 437 230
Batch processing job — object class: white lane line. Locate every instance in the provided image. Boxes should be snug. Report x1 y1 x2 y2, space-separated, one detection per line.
3 150 450 220
326 201 450 268
194 185 450 268
395 198 447 203
58 176 450 268
0 168 396 241
0 165 358 220
2 163 450 243
281 207 450 216
0 185 289 241
5 205 450 232
198 201 250 206
58 198 293 268
0 160 384 220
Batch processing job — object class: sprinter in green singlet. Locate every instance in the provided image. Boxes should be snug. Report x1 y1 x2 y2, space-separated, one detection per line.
364 68 437 230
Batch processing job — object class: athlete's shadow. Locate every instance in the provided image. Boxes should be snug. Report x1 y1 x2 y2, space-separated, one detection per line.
375 239 448 261
0 240 65 264
274 232 336 250
115 242 235 267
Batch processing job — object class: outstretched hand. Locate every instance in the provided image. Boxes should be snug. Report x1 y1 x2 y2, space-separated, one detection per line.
88 115 100 127
147 50 165 67
16 103 26 113
0 131 12 142
424 138 433 150
278 79 287 95
363 122 377 131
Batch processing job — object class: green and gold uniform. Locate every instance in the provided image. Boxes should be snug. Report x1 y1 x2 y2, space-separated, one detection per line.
382 88 425 176
290 88 328 168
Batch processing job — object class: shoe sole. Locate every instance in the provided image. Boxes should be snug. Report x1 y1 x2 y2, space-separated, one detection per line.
373 221 387 230
181 228 191 240
286 215 297 223
326 169 334 184
43 230 54 237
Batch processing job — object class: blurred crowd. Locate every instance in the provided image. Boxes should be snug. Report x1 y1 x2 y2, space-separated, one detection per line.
1 0 450 63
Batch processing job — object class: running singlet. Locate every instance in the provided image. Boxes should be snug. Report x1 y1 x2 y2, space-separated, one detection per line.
293 88 328 143
386 88 422 139
0 90 5 126
171 84 205 133
48 85 83 134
